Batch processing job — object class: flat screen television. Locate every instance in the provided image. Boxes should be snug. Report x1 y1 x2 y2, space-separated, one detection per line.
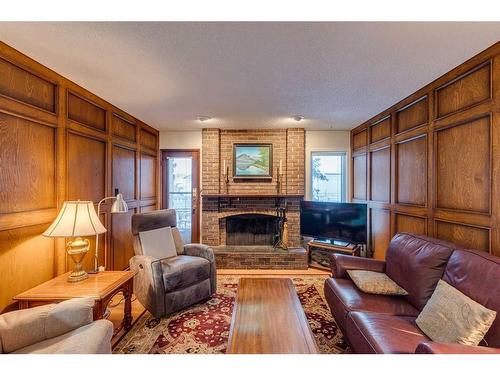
300 201 367 244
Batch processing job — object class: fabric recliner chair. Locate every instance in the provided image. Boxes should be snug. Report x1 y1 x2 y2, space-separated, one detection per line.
130 209 217 318
0 297 113 354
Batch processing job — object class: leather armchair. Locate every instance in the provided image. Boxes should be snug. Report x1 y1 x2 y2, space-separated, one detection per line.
0 298 113 354
130 209 217 318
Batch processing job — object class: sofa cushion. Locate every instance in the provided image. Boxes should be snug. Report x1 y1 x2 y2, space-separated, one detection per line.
416 280 496 345
0 303 53 353
443 249 500 348
45 297 95 339
324 278 419 332
345 311 428 354
13 320 113 354
385 233 456 310
161 255 210 292
347 270 408 295
0 297 95 353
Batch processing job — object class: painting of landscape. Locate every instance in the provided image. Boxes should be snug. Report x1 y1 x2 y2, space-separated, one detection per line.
233 144 272 178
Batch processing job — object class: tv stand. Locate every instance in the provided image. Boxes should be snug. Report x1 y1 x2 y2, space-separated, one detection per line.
307 238 362 271
312 237 351 248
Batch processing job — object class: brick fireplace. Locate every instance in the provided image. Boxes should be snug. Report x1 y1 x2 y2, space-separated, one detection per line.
202 196 302 247
201 128 307 269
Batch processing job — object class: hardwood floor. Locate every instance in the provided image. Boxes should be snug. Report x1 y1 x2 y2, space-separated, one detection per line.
108 293 145 347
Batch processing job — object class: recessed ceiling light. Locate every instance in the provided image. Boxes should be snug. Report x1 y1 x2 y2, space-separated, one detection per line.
292 115 304 122
197 115 212 122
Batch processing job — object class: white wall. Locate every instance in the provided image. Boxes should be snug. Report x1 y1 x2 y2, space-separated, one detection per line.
305 130 351 201
159 130 202 150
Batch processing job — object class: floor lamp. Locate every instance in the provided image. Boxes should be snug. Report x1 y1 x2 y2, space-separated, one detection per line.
95 190 128 272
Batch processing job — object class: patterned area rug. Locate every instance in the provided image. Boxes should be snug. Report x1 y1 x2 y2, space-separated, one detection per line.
114 275 349 354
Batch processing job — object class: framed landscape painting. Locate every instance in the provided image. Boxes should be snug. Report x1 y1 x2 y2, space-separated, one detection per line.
233 143 273 178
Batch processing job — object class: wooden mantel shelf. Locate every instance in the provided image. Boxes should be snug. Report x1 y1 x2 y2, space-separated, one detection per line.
202 193 303 199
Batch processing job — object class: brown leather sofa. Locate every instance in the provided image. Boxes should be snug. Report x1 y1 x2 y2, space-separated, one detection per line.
324 233 500 354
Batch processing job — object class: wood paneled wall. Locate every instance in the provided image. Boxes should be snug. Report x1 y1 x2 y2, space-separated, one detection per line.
0 42 160 311
351 41 500 260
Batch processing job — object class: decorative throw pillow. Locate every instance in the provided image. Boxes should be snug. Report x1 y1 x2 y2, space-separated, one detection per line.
347 270 408 295
139 226 177 259
416 280 497 346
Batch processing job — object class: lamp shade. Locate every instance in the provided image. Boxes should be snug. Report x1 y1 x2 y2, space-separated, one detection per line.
110 193 128 213
43 201 107 238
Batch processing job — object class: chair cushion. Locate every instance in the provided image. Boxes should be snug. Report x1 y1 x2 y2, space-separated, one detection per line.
347 270 408 295
346 311 428 354
171 227 185 255
416 280 496 346
385 233 456 310
324 278 419 332
139 227 177 259
161 255 211 292
131 209 177 235
442 249 500 348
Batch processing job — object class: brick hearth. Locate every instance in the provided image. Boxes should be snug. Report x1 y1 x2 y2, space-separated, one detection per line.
213 246 308 270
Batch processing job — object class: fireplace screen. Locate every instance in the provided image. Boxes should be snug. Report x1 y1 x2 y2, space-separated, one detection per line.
226 214 278 246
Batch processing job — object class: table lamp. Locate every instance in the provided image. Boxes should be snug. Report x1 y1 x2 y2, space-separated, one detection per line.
43 201 107 282
94 191 128 272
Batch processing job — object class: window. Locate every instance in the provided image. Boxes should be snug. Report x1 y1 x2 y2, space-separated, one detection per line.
311 151 347 202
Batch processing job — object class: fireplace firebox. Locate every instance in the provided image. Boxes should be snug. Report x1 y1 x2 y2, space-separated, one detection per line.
226 214 278 246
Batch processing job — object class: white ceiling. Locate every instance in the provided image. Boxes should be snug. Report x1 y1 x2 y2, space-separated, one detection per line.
0 22 499 131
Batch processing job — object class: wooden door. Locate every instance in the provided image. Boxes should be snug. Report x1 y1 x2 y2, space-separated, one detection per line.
161 150 200 243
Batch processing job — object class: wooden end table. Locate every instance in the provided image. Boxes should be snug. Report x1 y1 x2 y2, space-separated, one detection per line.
14 271 135 335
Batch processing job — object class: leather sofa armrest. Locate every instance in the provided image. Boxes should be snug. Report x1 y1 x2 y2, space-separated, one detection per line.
415 341 500 354
331 253 386 278
184 243 215 262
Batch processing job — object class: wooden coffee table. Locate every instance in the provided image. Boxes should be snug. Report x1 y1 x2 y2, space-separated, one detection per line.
13 271 135 336
227 278 318 354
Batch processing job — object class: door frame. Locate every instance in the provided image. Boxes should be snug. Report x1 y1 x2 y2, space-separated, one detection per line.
161 149 201 242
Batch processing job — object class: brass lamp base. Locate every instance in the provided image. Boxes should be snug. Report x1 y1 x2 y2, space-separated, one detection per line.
66 237 90 283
